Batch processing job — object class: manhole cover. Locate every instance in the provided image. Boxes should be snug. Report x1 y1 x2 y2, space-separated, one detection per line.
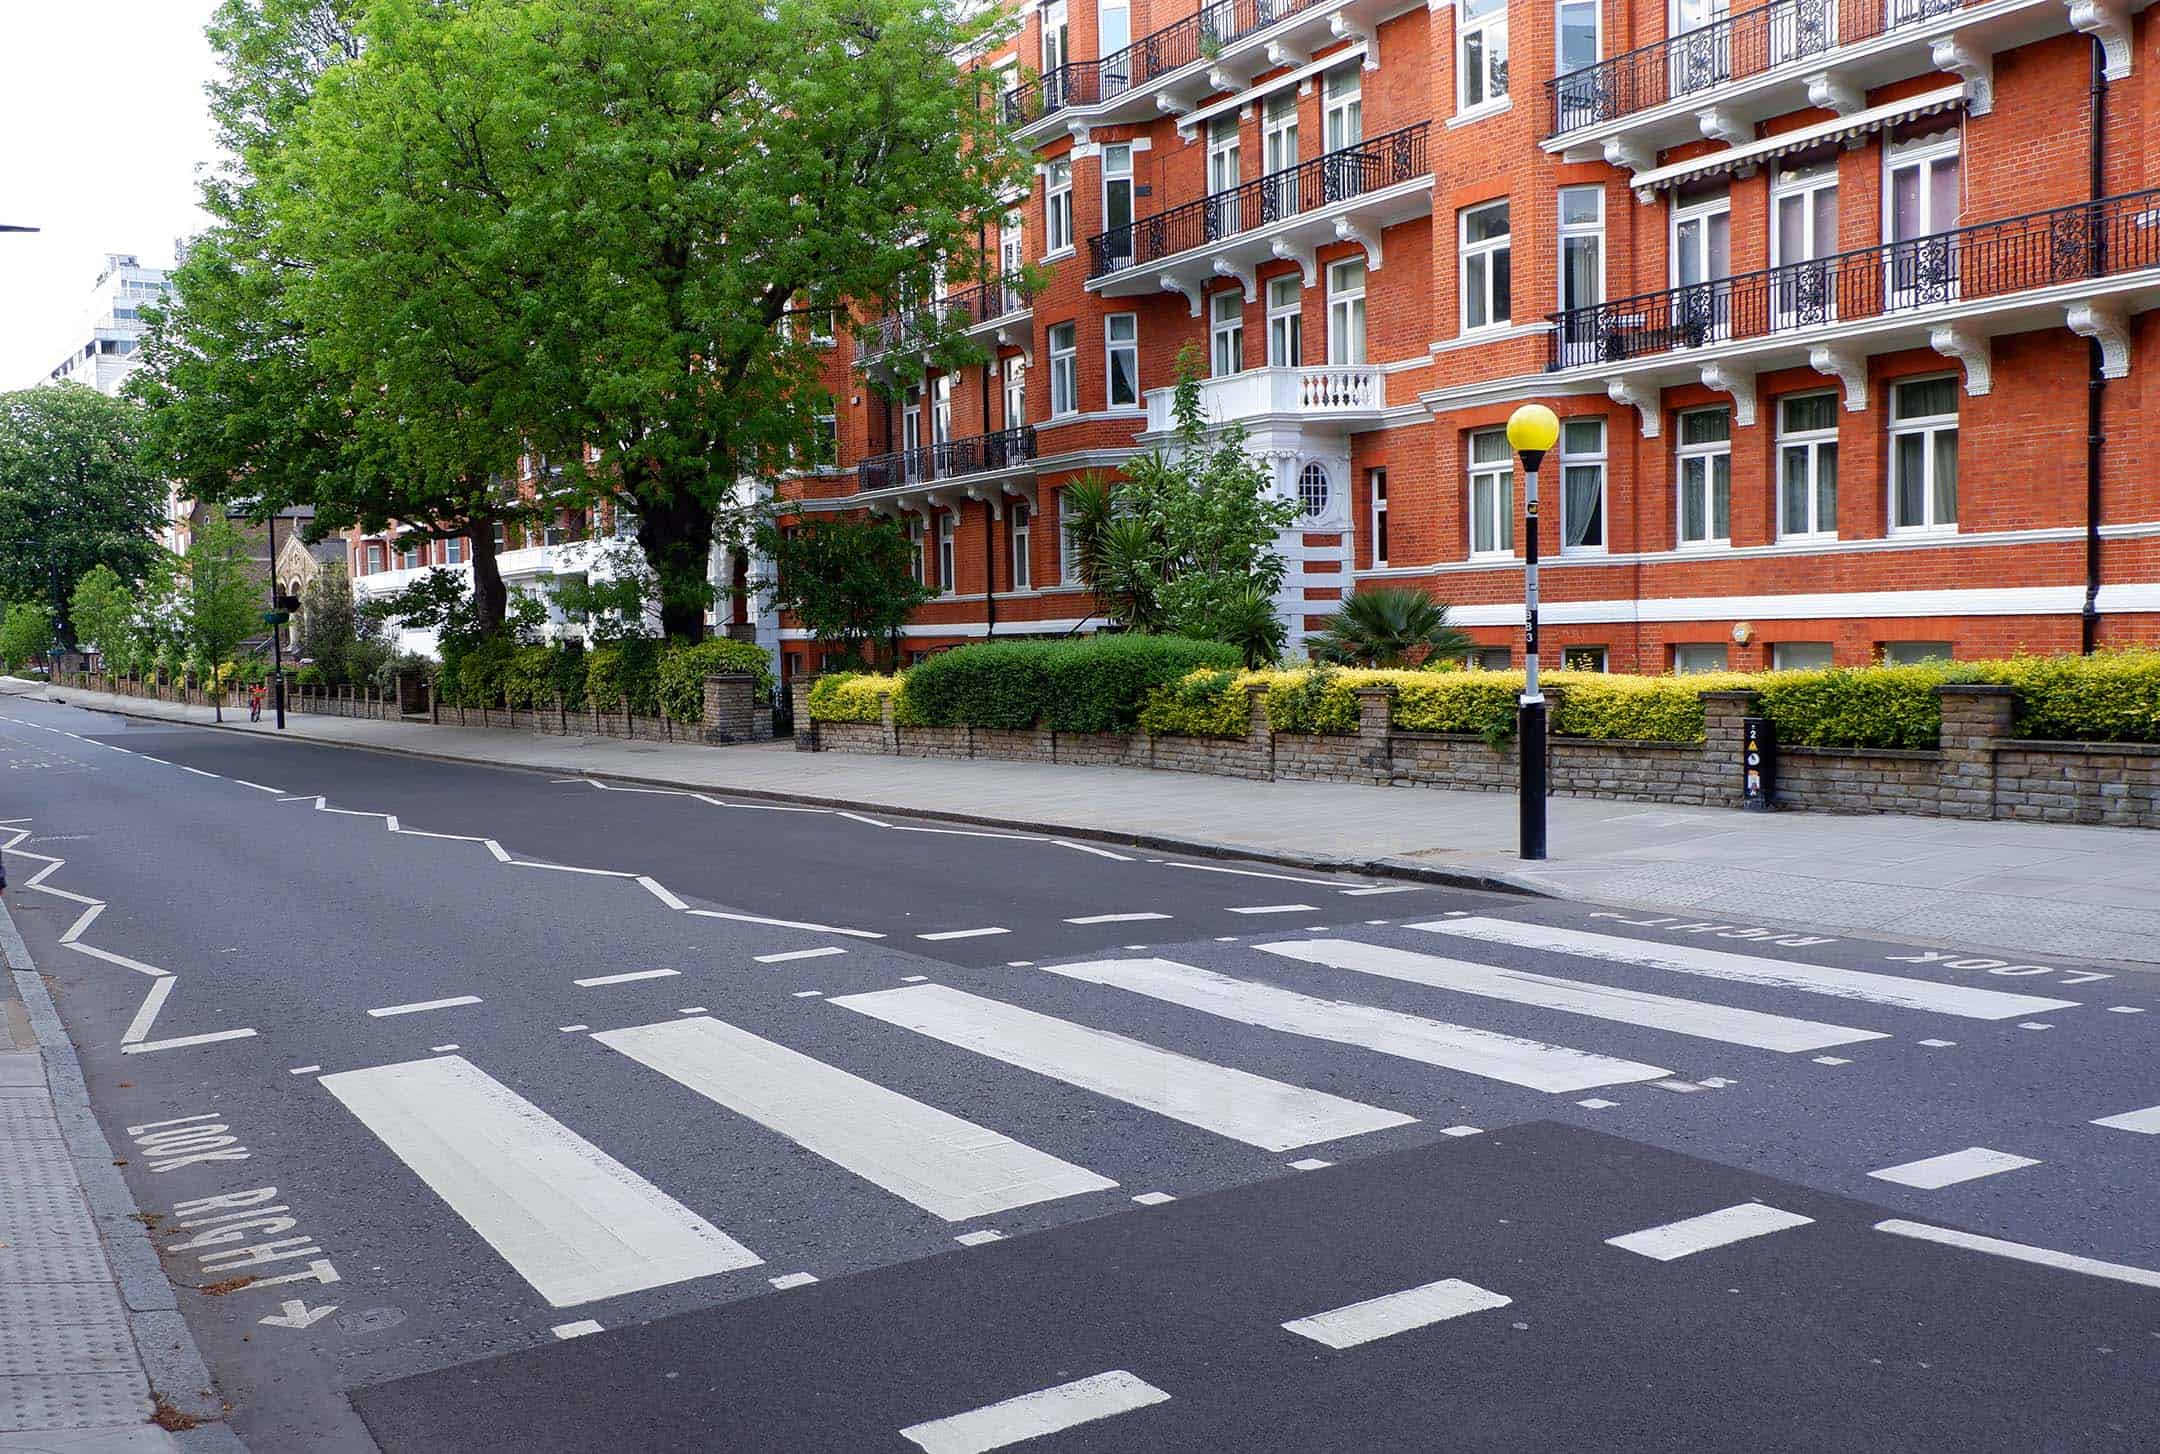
337 1306 407 1336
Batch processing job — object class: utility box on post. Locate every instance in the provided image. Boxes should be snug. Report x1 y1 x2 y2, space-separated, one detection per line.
1742 715 1778 811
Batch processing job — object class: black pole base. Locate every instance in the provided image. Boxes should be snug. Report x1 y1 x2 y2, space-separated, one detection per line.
1518 699 1548 861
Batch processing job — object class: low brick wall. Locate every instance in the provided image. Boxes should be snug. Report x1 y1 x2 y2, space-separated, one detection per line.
792 678 2160 829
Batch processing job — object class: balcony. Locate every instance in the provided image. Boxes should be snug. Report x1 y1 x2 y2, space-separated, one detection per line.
1543 0 2117 168
1145 365 1386 431
999 0 1405 143
1547 188 2160 410
854 425 1038 495
858 276 1032 367
1088 123 1430 304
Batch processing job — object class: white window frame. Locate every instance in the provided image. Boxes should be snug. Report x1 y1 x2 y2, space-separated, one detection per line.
1105 312 1140 409
1460 200 1512 334
999 215 1027 314
444 537 465 565
400 543 420 570
1888 373 1959 533
1207 115 1242 234
1323 64 1362 152
1673 643 1730 674
1467 428 1514 559
1263 90 1300 176
1457 0 1510 116
1010 499 1032 591
1044 161 1074 257
907 516 925 585
1049 322 1078 416
937 510 957 596
1563 645 1609 672
1101 143 1134 262
1884 131 1962 311
1556 0 1601 74
1003 358 1026 428
1775 391 1839 540
1266 273 1302 367
1772 641 1834 670
1210 289 1244 378
1326 257 1366 366
1557 185 1604 312
1058 489 1081 584
1298 461 1332 520
1042 0 1068 76
365 543 384 575
1558 417 1607 555
1368 467 1388 568
1675 406 1732 549
1099 0 1131 75
1882 640 1953 665
1771 159 1839 326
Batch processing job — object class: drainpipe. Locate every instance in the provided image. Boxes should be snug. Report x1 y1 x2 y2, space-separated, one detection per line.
2081 36 2108 654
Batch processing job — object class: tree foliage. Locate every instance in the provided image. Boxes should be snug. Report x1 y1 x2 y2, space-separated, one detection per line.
753 516 933 669
68 565 137 667
175 515 266 719
0 384 163 645
1306 588 1473 668
0 602 54 671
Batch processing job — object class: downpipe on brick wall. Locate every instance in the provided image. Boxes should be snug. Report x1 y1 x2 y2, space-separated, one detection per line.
2082 35 2108 655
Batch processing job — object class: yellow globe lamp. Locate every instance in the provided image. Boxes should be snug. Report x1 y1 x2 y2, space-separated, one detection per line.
1505 403 1560 468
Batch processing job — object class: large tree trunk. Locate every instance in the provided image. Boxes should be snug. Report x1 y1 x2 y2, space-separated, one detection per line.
634 490 717 642
468 524 508 635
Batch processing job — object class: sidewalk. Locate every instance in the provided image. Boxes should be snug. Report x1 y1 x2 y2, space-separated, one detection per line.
33 682 2160 968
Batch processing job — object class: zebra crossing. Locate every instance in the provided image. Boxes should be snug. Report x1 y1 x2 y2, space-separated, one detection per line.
311 915 2125 1314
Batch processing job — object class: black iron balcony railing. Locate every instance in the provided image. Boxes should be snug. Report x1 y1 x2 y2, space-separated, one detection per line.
1545 0 1962 136
1087 122 1429 279
1547 188 2160 370
861 276 1032 360
1000 0 1336 127
856 425 1038 491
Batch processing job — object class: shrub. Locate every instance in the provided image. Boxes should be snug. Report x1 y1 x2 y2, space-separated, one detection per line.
657 639 776 721
295 665 327 688
1556 670 1758 742
450 635 516 708
808 672 906 724
1138 668 1249 737
905 635 1240 733
1978 649 2160 743
506 643 588 711
1753 664 1958 749
584 638 662 715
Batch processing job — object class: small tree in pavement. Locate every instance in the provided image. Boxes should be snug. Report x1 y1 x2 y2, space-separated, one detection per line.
752 516 933 670
177 516 264 721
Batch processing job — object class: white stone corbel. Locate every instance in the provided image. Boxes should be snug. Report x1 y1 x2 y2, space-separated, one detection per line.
1603 136 1656 175
1699 364 1757 427
1212 256 1258 303
1155 88 1198 117
964 483 1003 518
1804 72 1864 116
1161 274 1204 317
1066 120 1091 145
1929 325 1992 396
995 320 1033 364
2068 301 2132 378
1609 378 1662 439
1928 38 1994 116
2068 0 2133 79
1270 237 1318 287
1334 218 1381 272
1001 481 1039 515
1329 14 1380 68
1266 39 1309 69
1697 106 1752 146
1807 343 1869 412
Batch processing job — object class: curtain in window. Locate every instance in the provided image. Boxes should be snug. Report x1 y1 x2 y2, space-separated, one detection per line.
1563 464 1602 548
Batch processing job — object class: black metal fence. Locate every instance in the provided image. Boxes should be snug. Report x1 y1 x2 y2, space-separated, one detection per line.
861 277 1031 360
856 426 1039 491
1002 0 1336 126
1547 188 2160 370
1087 123 1430 279
1545 0 1963 135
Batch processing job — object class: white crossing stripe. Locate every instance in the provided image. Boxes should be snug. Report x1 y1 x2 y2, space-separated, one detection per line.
1063 912 1173 925
367 995 482 1018
918 927 1010 941
1340 886 1420 897
1413 918 2079 1021
1226 904 1318 915
755 947 847 964
1868 1147 2040 1189
900 1370 1169 1454
1043 958 1670 1093
574 968 679 987
1283 1277 1511 1349
2092 1104 2160 1134
1259 939 1887 1053
1607 1202 1815 1261
593 1016 1115 1220
318 1055 760 1307
830 984 1414 1151
1875 1220 2160 1290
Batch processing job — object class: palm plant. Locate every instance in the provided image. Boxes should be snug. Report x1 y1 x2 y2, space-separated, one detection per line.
1306 587 1472 667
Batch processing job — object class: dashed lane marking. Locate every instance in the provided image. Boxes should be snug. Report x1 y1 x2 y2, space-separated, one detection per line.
1064 912 1172 925
899 1370 1169 1454
1607 1203 1815 1261
574 969 679 988
1875 1220 2160 1290
367 996 483 1018
553 1321 603 1339
1283 1277 1511 1349
1868 1147 2040 1189
916 927 1010 941
754 947 846 964
1225 904 1318 916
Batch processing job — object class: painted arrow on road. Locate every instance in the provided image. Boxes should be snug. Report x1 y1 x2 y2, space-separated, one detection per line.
259 1300 338 1330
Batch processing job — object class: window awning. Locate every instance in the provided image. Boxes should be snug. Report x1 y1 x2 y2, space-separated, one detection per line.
1629 83 1967 200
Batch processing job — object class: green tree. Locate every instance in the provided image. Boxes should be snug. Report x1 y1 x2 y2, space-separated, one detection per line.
294 560 359 681
753 515 933 669
1305 588 1474 668
0 602 54 672
68 565 137 669
0 384 163 646
176 516 266 720
277 0 1025 639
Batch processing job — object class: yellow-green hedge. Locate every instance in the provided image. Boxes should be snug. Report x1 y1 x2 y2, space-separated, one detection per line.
807 672 910 724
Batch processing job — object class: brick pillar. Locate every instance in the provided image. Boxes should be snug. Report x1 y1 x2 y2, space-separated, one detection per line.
1245 683 1276 780
702 672 756 743
878 692 900 754
790 675 819 751
1937 683 2015 820
1698 690 1760 808
1354 684 1395 784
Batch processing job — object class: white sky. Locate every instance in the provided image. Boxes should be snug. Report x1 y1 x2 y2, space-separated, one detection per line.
0 1 222 390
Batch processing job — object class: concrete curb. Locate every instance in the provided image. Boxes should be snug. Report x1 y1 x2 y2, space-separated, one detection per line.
0 898 243 1449
47 689 1550 901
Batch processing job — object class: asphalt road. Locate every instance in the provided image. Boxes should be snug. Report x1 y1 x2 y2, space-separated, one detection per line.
1 693 2155 1452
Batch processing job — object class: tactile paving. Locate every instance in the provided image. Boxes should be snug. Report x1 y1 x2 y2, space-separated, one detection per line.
0 1098 67 1142
0 1219 110 1284
0 1370 151 1433
0 1320 136 1377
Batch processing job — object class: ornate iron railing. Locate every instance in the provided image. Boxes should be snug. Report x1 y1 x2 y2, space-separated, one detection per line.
1001 0 1337 127
860 276 1032 360
1547 188 2160 370
1545 0 1963 136
1087 122 1430 279
856 425 1038 491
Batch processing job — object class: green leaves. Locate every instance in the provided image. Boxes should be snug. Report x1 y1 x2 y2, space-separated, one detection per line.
1306 588 1474 669
753 515 932 667
0 384 163 643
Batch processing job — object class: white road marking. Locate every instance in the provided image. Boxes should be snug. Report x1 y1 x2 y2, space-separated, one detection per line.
954 1229 1004 1246
558 1024 590 1033
1259 939 1886 1053
366 996 482 1018
2106 1006 2147 1014
1869 1147 2039 1189
1133 1192 1176 1205
1226 904 1320 916
1289 1157 1332 1170
1875 1220 2160 1289
177 765 220 779
1044 958 1671 1093
792 991 824 998
1655 1079 1704 1093
917 927 1010 941
770 1272 819 1290
319 1055 760 1307
1414 918 2080 1021
755 947 847 964
573 969 679 988
122 1029 259 1055
899 1371 1169 1454
287 1065 322 1076
120 978 176 1045
676 1007 707 1016
1439 1125 1483 1137
1283 1278 1511 1349
552 1321 603 1340
1163 862 1344 887
686 908 884 940
431 1044 460 1052
594 1016 1116 1220
2018 1021 2054 1030
232 780 283 794
1919 1038 1957 1047
1341 885 1419 896
1064 912 1173 925
1608 1203 1815 1261
635 877 688 910
1813 1056 1851 1066
2090 1105 2160 1135
831 984 1414 1151
1575 1098 1617 1109
900 975 930 983
67 941 171 978
1052 839 1133 861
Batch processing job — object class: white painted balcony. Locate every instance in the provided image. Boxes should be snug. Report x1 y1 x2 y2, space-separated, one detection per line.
1146 365 1386 431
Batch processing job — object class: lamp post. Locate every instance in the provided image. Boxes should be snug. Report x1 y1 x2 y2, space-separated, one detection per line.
1505 403 1559 861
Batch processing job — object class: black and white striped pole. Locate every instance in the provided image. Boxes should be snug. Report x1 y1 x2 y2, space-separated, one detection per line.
1506 404 1559 861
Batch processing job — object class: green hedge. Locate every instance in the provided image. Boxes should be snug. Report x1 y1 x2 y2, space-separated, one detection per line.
657 639 776 721
807 672 905 724
505 643 588 711
584 639 661 715
904 636 1240 733
1977 651 2160 743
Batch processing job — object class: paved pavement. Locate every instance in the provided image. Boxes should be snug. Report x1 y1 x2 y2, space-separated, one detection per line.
35 682 2160 967
1 690 2156 1450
